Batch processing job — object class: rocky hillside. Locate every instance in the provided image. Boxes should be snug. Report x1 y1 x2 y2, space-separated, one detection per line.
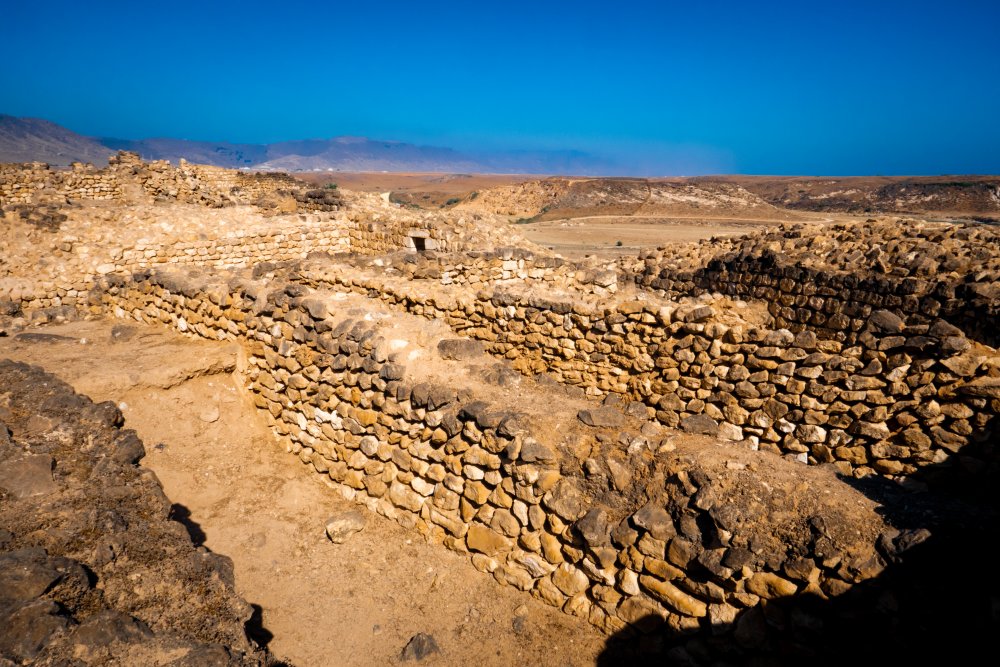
0 115 113 166
455 178 791 220
700 175 1000 217
0 360 277 665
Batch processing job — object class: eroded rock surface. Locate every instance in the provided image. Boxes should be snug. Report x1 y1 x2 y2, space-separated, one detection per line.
0 360 278 666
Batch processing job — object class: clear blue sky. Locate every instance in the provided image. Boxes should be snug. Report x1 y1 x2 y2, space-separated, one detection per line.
2 0 998 175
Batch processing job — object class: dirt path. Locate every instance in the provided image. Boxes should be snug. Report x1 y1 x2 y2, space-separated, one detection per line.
0 321 608 666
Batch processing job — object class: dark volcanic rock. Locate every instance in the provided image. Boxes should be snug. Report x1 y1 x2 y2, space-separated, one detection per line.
0 360 277 666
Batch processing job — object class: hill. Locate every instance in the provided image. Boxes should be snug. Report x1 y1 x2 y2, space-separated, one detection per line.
0 114 620 174
698 175 1000 217
0 115 113 165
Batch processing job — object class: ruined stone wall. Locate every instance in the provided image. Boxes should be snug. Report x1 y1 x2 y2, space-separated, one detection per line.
312 249 619 294
110 226 349 273
1 213 497 319
55 162 125 201
91 269 894 647
630 254 998 346
346 218 453 254
297 265 1000 482
0 162 76 205
625 221 1000 346
233 172 300 200
3 221 350 313
0 152 294 208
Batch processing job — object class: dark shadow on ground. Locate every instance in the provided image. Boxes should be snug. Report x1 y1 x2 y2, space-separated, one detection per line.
168 503 207 547
245 604 273 649
596 458 999 666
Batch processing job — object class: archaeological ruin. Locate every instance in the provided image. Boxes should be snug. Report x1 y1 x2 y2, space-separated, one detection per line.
1 153 997 665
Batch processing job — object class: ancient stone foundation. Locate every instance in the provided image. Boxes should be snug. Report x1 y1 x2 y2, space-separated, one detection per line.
4 154 998 661
84 267 938 656
290 252 999 483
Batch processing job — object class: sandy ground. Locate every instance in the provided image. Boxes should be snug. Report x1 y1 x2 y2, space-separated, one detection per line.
518 216 770 258
0 320 608 667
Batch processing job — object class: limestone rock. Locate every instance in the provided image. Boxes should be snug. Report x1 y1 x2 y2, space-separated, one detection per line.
324 509 367 544
544 480 587 521
867 310 905 333
466 524 511 556
639 575 707 617
552 564 589 596
746 572 798 599
632 503 675 540
574 508 611 547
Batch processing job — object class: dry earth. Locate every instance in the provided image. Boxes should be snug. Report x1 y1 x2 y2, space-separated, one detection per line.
516 216 772 259
0 321 607 667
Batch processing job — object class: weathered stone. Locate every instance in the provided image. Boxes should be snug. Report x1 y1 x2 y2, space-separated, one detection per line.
680 413 719 436
324 509 367 544
574 508 611 546
577 407 624 428
632 503 675 541
640 575 707 617
544 480 587 521
400 633 440 661
616 596 667 629
552 563 589 596
0 454 57 499
867 310 905 333
746 572 798 599
796 424 828 443
518 438 557 464
466 524 512 556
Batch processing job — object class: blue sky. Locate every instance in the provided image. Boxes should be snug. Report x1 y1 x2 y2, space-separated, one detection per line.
2 0 999 175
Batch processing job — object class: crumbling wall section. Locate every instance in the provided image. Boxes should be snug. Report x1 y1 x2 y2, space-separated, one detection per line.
0 152 302 209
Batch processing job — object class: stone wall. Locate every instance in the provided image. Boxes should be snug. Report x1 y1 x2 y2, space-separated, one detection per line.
624 221 1000 346
2 219 349 313
0 151 324 210
302 248 619 294
294 261 1000 482
0 162 82 205
90 268 896 651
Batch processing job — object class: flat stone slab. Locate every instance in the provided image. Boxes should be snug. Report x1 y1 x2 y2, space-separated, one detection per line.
0 454 57 499
577 407 625 428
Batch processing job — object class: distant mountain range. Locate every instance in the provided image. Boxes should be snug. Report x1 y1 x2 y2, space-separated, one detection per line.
0 114 617 175
0 115 115 165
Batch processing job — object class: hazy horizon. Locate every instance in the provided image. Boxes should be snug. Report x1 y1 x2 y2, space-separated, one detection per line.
2 0 998 176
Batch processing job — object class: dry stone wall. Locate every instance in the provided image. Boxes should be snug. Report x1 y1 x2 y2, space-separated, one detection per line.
89 268 896 655
301 248 619 294
0 211 484 322
625 220 1000 346
0 151 330 210
294 260 1000 483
